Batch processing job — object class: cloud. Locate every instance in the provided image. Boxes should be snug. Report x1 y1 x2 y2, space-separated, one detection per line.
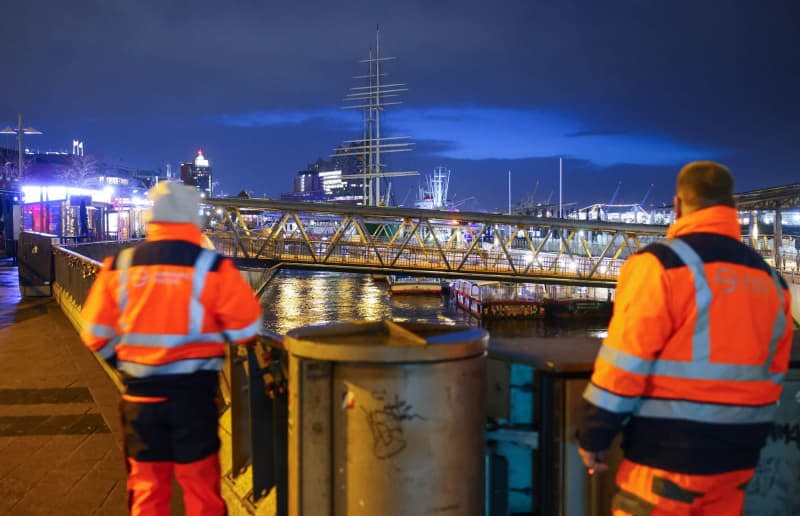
218 104 726 168
413 139 461 155
388 106 726 167
219 108 360 129
566 129 628 137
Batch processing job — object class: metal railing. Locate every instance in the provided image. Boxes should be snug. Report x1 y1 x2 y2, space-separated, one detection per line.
53 246 102 307
51 244 287 514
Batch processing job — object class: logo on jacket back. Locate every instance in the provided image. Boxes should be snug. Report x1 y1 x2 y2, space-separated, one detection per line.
712 266 772 296
133 270 191 288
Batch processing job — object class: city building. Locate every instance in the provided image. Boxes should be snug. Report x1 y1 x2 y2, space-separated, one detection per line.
280 150 368 204
180 149 213 198
0 145 154 243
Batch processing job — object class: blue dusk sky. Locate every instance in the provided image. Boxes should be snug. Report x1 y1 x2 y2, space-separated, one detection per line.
1 0 798 211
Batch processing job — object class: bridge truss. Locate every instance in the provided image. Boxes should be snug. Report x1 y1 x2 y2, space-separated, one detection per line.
204 199 667 287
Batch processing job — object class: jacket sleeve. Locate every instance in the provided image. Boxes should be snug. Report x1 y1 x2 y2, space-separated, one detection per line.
80 256 120 365
214 257 263 344
578 251 673 452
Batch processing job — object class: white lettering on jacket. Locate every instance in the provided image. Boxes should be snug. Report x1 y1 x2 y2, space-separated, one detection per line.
132 270 191 288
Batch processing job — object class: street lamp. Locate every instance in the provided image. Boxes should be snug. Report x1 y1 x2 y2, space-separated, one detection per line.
0 113 43 181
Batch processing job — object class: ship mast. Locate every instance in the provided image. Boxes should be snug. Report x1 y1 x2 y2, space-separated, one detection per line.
334 26 417 206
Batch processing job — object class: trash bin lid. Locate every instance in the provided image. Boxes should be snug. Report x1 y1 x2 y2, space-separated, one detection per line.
285 320 488 362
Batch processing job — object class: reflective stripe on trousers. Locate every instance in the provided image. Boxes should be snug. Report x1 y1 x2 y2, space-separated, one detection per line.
612 459 754 516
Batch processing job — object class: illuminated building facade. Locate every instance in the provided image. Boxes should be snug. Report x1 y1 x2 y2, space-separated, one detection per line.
1 145 152 242
281 153 366 204
180 149 213 198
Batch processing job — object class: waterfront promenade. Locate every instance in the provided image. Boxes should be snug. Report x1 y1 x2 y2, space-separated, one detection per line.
0 256 128 515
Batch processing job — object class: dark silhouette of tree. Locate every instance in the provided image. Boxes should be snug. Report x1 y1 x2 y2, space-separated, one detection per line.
58 154 99 186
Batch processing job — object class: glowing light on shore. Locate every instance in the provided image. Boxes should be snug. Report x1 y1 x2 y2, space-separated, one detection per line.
21 185 113 204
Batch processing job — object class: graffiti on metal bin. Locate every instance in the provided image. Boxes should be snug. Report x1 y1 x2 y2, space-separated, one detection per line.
362 393 426 459
769 423 800 448
745 456 800 513
748 457 778 497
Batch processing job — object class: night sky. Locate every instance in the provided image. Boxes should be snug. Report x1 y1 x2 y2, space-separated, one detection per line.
2 1 798 211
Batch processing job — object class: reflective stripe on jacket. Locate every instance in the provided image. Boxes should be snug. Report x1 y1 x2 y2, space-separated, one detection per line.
579 205 793 474
80 223 262 380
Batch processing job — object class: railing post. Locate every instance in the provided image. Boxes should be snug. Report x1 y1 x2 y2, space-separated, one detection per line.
228 344 252 477
247 346 274 502
774 209 783 271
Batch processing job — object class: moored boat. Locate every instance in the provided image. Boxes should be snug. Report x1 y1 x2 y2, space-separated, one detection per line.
450 279 546 319
543 297 613 320
387 275 443 295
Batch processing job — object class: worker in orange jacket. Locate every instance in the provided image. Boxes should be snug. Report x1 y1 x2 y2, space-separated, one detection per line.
578 161 792 515
81 181 262 515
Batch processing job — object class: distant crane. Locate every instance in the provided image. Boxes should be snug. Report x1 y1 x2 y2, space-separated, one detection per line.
608 181 622 205
379 180 393 207
527 179 540 206
513 179 539 213
451 196 477 210
513 182 576 216
620 183 657 224
640 184 655 207
400 186 414 207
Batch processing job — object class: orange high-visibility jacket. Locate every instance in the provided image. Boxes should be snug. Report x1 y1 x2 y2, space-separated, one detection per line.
579 205 792 474
80 223 262 383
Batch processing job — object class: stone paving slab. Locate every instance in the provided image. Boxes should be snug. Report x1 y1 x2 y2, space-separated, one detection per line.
0 260 128 515
0 257 257 515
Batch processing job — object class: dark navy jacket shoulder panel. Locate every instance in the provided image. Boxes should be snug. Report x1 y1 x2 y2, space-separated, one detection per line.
637 242 683 269
210 255 226 272
679 233 779 279
109 242 226 271
639 234 783 287
131 240 202 267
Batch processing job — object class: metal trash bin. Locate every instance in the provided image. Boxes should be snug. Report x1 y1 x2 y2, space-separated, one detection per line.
18 231 59 296
744 367 800 515
286 320 488 516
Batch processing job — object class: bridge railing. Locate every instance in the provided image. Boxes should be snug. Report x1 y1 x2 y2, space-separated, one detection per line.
200 198 672 286
202 197 800 286
210 233 628 283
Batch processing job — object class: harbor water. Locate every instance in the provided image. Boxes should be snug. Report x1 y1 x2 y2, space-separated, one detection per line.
259 270 610 340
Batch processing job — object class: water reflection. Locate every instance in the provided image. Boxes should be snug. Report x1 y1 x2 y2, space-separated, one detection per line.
480 319 609 339
260 270 610 339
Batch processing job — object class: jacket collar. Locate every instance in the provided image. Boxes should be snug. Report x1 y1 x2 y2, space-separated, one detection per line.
146 222 203 245
666 205 741 240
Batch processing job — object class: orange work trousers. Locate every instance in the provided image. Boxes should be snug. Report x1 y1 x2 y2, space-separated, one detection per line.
121 392 225 516
612 459 755 516
128 453 225 516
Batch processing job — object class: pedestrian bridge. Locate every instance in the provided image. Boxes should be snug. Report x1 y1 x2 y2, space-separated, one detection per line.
204 198 666 288
203 190 800 288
